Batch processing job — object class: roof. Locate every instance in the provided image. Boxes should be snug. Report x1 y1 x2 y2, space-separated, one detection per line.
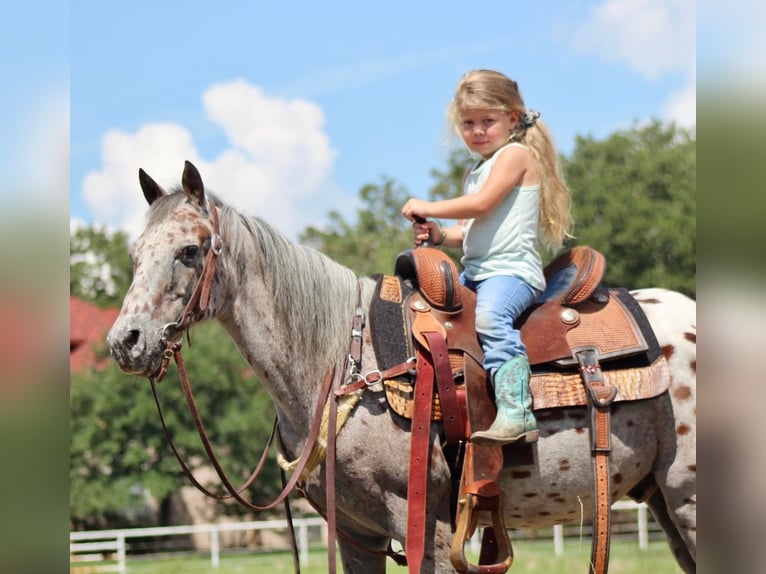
70 296 120 373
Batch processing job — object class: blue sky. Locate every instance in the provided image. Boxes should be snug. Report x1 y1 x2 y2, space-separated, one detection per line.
31 1 698 241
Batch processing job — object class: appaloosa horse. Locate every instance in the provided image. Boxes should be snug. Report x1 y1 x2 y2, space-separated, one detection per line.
107 162 696 573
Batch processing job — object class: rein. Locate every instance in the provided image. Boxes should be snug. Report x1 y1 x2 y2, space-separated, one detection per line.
150 200 342 511
151 343 340 512
148 203 387 572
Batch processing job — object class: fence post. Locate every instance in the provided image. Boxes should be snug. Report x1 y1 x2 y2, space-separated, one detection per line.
210 526 220 568
117 534 126 574
299 521 309 566
637 504 648 549
553 524 564 556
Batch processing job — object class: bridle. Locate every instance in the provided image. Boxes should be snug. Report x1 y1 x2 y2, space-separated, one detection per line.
155 201 222 382
149 200 341 509
146 201 401 572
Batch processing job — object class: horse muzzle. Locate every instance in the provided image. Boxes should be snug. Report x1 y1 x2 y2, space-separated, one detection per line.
107 322 165 378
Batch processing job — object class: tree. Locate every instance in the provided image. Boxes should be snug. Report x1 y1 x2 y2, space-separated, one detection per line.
563 121 696 296
70 322 283 529
300 151 474 276
70 225 133 308
300 176 415 276
427 148 473 201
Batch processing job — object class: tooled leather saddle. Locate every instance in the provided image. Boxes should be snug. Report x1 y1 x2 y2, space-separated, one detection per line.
368 245 670 574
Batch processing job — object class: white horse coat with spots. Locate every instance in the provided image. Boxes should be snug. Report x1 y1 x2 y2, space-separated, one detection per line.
108 163 696 573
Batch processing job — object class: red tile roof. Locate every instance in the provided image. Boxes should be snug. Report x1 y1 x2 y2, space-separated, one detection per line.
70 296 120 373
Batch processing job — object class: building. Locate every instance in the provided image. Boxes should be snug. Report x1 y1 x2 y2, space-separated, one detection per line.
70 296 119 373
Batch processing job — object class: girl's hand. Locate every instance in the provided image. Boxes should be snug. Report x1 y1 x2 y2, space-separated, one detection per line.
401 198 430 222
412 220 439 245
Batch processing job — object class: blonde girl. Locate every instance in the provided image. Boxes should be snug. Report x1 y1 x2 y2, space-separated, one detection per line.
402 69 572 445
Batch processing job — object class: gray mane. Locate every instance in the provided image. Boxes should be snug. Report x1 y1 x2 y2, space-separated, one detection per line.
150 189 359 372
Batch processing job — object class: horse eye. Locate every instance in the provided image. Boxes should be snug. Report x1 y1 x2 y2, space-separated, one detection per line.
177 245 200 266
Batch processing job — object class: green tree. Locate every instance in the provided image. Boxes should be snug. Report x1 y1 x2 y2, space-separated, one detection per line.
300 176 415 276
70 322 282 529
563 121 696 296
427 148 473 201
70 225 132 308
300 152 474 276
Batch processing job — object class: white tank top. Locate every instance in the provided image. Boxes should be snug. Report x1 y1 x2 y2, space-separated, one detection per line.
461 142 545 291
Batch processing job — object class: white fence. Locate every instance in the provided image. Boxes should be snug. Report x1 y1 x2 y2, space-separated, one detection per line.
70 501 653 571
70 516 325 573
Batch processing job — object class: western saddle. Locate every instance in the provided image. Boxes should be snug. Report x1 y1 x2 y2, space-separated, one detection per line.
373 245 669 574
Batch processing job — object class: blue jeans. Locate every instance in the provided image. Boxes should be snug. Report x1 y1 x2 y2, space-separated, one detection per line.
461 273 541 375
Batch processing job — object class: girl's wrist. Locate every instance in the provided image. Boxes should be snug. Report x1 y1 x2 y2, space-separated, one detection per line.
433 224 446 246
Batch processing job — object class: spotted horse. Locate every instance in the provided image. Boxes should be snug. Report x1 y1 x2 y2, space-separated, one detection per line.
108 161 696 573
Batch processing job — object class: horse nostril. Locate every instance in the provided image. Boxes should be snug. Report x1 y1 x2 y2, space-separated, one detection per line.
124 329 141 351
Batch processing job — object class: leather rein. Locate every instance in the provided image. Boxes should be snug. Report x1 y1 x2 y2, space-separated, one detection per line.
147 201 400 572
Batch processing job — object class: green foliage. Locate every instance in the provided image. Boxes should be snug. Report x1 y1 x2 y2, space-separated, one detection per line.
299 176 416 276
70 225 133 308
563 121 696 296
70 322 281 528
428 148 473 201
299 153 474 277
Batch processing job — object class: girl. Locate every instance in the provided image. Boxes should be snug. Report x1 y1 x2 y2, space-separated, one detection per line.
402 69 572 446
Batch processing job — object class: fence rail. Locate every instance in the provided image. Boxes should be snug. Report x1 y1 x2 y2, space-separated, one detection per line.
70 501 654 571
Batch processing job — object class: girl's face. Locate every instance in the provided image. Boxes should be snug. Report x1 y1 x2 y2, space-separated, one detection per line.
459 107 519 159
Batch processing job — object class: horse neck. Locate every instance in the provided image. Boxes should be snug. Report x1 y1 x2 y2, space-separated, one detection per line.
213 215 359 437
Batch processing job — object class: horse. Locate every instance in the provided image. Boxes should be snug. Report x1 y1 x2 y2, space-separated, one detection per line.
107 161 696 573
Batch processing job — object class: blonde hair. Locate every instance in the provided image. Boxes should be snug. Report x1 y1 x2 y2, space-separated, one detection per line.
447 69 573 252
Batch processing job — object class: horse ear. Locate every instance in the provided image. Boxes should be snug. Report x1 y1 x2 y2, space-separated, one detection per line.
182 161 206 209
139 168 166 205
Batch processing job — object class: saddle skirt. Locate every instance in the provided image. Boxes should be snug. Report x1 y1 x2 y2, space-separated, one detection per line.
370 246 670 421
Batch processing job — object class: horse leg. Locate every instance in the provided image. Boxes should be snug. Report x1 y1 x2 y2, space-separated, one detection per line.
335 520 453 574
634 288 696 570
644 487 696 573
336 533 390 574
428 516 458 573
650 393 697 572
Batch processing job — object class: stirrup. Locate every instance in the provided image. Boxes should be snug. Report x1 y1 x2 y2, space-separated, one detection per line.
450 484 513 573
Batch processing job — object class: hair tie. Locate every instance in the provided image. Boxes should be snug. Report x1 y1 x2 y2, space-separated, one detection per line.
521 109 541 128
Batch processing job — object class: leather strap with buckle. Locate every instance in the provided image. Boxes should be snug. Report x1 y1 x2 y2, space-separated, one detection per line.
576 347 617 574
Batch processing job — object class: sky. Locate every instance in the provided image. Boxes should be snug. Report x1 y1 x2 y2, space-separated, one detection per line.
63 0 701 241
0 0 709 245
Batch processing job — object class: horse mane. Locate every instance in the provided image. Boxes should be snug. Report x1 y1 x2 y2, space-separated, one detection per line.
150 189 359 372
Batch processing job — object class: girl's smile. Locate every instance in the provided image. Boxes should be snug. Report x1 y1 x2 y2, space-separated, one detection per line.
460 108 519 159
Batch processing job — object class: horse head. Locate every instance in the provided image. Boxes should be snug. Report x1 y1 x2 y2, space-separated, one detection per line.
107 161 222 379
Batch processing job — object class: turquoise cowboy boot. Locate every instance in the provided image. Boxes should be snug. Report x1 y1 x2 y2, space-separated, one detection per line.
471 356 539 446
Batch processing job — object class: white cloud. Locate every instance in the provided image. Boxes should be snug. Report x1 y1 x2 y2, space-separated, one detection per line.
80 80 339 240
572 0 696 127
82 123 199 238
662 62 696 129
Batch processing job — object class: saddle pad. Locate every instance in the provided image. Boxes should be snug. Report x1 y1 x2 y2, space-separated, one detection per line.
369 274 416 375
384 354 669 420
529 355 670 410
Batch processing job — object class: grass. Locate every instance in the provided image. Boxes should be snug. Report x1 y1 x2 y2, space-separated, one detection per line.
108 540 683 573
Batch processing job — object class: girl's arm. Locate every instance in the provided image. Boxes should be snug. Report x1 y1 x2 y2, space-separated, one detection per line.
402 146 534 221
